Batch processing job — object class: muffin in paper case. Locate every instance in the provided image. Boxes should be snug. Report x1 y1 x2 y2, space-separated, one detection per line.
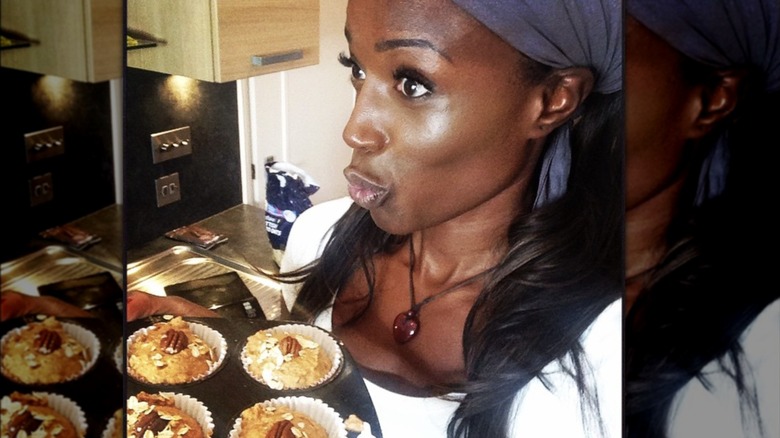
0 317 100 385
229 396 347 438
1 391 88 438
101 408 123 438
126 391 214 438
127 316 227 385
240 323 344 390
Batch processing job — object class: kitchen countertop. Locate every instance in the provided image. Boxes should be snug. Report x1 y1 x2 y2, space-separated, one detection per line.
71 204 123 270
1 204 123 270
127 203 277 274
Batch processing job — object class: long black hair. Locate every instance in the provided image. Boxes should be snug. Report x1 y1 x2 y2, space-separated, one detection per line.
625 57 780 437
281 58 625 437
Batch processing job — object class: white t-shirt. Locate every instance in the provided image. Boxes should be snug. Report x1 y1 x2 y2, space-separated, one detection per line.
280 197 622 438
667 298 780 438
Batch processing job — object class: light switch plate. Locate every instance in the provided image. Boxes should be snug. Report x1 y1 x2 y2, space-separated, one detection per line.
155 172 181 207
151 126 192 164
25 126 65 163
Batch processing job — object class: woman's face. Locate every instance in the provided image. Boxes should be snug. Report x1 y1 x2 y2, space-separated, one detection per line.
625 16 700 210
342 0 548 235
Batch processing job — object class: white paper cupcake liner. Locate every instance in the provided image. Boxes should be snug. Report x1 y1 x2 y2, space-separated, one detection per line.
101 409 123 438
0 320 100 384
126 319 227 385
128 392 214 438
228 396 347 438
113 341 124 374
240 323 344 390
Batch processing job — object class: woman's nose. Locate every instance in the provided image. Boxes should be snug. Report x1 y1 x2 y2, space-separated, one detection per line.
342 85 389 152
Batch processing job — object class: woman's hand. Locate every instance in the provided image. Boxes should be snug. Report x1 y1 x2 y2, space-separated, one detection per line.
1 291 93 321
126 290 220 321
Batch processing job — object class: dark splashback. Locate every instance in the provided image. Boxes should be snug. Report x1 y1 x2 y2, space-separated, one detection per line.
0 68 116 262
124 68 242 250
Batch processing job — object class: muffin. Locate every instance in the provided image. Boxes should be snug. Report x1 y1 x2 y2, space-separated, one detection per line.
127 391 213 438
229 396 347 438
127 316 225 385
1 316 98 384
101 408 123 438
241 324 342 390
1 391 87 438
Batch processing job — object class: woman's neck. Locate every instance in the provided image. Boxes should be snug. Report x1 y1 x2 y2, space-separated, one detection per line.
625 174 687 310
410 179 527 284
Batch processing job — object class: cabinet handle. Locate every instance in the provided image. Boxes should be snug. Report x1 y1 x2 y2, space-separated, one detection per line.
251 50 303 66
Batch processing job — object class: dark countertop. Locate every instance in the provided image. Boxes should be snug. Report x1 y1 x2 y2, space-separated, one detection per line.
0 204 123 271
71 204 123 270
127 203 278 274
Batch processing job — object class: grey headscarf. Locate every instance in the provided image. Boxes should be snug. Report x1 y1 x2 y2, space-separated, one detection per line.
451 0 623 206
629 0 780 204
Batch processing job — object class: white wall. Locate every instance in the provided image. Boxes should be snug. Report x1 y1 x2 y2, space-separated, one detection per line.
110 77 123 204
241 0 353 207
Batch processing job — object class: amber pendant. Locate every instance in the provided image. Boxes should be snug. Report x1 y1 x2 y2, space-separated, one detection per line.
393 309 420 344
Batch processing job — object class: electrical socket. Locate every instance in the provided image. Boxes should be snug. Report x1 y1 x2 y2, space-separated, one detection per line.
29 173 54 206
25 126 65 163
155 172 181 207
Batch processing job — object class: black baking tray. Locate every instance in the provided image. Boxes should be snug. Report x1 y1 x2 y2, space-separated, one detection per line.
127 316 383 438
163 272 264 320
0 316 123 438
37 271 124 326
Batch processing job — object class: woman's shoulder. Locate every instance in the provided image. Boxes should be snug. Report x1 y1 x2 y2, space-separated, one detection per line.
280 196 353 271
668 297 779 438
278 197 353 311
508 298 622 437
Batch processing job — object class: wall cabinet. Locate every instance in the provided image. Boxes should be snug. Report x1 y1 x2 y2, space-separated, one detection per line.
127 0 320 83
0 0 122 82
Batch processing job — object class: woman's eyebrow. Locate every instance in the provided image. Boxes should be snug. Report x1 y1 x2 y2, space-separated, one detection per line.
375 38 453 63
344 28 453 63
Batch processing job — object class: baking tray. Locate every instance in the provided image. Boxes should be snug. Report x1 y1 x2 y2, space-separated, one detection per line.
127 316 384 438
164 272 264 319
37 271 124 323
127 246 283 320
0 316 123 438
0 245 123 297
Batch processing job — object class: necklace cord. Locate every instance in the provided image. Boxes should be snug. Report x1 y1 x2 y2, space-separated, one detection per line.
407 237 496 313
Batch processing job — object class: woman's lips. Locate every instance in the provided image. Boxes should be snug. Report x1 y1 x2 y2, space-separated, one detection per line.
344 169 389 210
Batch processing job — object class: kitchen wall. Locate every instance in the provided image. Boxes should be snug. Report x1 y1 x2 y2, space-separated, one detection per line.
242 0 353 207
124 68 243 249
124 0 353 249
0 68 117 262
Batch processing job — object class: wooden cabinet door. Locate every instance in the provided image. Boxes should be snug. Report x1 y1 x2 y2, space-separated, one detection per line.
214 0 319 82
127 0 319 83
1 0 122 82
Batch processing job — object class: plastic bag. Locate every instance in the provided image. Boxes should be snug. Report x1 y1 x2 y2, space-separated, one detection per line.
265 161 319 265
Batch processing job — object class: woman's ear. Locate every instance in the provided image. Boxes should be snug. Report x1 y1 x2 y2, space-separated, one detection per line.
687 69 745 139
533 67 595 135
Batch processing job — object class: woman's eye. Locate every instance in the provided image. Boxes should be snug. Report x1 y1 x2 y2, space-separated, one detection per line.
351 64 366 80
338 52 365 81
398 77 432 98
394 68 434 99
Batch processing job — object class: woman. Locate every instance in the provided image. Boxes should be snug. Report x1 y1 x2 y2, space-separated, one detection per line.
278 0 623 436
130 0 623 436
624 0 779 436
